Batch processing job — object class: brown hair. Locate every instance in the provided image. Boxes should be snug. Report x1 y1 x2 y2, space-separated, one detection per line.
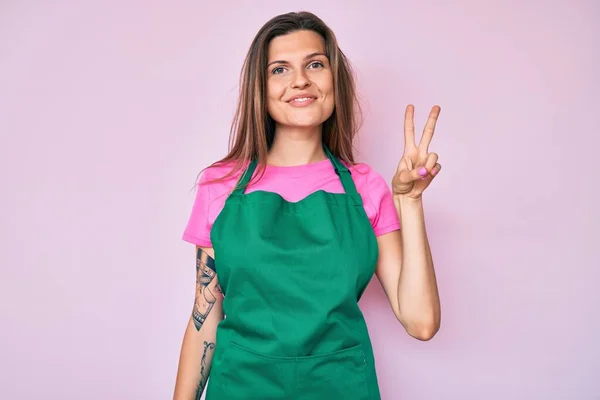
208 11 362 184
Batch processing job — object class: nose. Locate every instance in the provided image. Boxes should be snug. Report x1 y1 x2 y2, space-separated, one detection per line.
291 69 310 89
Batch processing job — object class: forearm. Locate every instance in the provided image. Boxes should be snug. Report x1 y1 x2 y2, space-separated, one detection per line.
174 247 223 399
394 195 441 339
174 317 218 400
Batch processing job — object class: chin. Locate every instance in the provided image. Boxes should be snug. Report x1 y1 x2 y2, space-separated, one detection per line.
287 113 329 127
289 119 323 128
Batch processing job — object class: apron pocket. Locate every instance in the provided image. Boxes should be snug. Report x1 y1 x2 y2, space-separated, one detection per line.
296 344 371 400
208 341 296 399
209 341 371 400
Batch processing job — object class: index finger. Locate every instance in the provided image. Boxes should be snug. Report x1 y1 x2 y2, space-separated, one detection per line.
419 105 441 153
404 104 417 150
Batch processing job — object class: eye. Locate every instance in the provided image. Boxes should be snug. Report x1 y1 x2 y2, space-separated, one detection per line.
308 61 324 69
272 66 286 75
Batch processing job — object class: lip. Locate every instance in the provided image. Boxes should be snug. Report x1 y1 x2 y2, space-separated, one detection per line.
287 93 317 102
286 93 317 108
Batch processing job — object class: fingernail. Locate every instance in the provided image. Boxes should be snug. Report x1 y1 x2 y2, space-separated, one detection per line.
431 168 438 176
418 167 427 177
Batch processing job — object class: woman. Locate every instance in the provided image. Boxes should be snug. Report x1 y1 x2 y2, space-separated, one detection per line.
174 11 442 400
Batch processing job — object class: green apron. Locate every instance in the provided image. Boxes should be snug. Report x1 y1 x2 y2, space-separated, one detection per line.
205 145 381 399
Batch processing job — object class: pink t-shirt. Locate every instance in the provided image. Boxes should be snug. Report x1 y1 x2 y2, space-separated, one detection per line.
182 159 401 247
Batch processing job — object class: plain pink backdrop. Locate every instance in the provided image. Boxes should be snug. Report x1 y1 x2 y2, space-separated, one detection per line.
1 1 598 399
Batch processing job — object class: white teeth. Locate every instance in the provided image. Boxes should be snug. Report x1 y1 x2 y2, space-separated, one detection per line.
292 97 311 102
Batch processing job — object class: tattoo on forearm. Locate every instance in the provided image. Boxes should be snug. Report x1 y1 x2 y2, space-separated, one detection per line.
194 341 216 399
193 248 221 331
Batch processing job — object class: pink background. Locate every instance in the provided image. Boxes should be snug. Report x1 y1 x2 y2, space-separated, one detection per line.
1 1 598 399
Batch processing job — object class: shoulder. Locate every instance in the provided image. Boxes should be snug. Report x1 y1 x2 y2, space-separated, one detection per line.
346 162 389 191
345 160 393 208
183 161 245 247
347 161 401 235
196 160 247 201
198 161 239 182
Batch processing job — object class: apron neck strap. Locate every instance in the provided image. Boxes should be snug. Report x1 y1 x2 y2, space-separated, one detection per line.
232 158 258 195
231 145 358 196
323 145 358 195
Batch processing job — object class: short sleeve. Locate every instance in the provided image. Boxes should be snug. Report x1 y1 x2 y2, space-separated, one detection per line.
182 171 213 247
367 169 401 236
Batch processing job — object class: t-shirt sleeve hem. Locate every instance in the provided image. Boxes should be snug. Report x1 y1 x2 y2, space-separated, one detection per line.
373 222 401 237
182 232 212 247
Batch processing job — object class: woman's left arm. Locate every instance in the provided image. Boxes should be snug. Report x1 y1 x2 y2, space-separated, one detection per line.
375 104 443 341
376 197 440 341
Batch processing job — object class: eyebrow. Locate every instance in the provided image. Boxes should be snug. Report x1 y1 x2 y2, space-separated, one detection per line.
267 52 327 67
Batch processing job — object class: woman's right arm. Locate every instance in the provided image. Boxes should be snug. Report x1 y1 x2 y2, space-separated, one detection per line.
173 246 224 400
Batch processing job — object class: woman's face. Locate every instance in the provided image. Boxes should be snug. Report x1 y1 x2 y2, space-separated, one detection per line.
265 30 335 130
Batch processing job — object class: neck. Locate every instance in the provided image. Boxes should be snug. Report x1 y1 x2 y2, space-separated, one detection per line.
267 125 326 166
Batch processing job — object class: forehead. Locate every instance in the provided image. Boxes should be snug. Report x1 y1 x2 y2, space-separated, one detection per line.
267 30 326 60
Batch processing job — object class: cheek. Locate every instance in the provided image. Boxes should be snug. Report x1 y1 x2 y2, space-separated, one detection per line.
318 74 334 104
323 77 334 95
266 80 285 116
321 82 335 112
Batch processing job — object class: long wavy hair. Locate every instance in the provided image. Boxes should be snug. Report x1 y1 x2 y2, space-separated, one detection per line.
209 11 362 184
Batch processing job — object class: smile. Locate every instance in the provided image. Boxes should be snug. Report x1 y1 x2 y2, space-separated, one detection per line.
288 97 316 107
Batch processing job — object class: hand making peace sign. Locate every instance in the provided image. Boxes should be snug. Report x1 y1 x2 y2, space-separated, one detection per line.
391 105 442 200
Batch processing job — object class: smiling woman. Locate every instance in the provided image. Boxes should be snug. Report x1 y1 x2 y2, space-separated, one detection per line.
173 10 442 400
266 31 335 129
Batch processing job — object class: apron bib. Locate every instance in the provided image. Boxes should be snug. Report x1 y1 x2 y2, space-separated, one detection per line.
205 146 381 399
